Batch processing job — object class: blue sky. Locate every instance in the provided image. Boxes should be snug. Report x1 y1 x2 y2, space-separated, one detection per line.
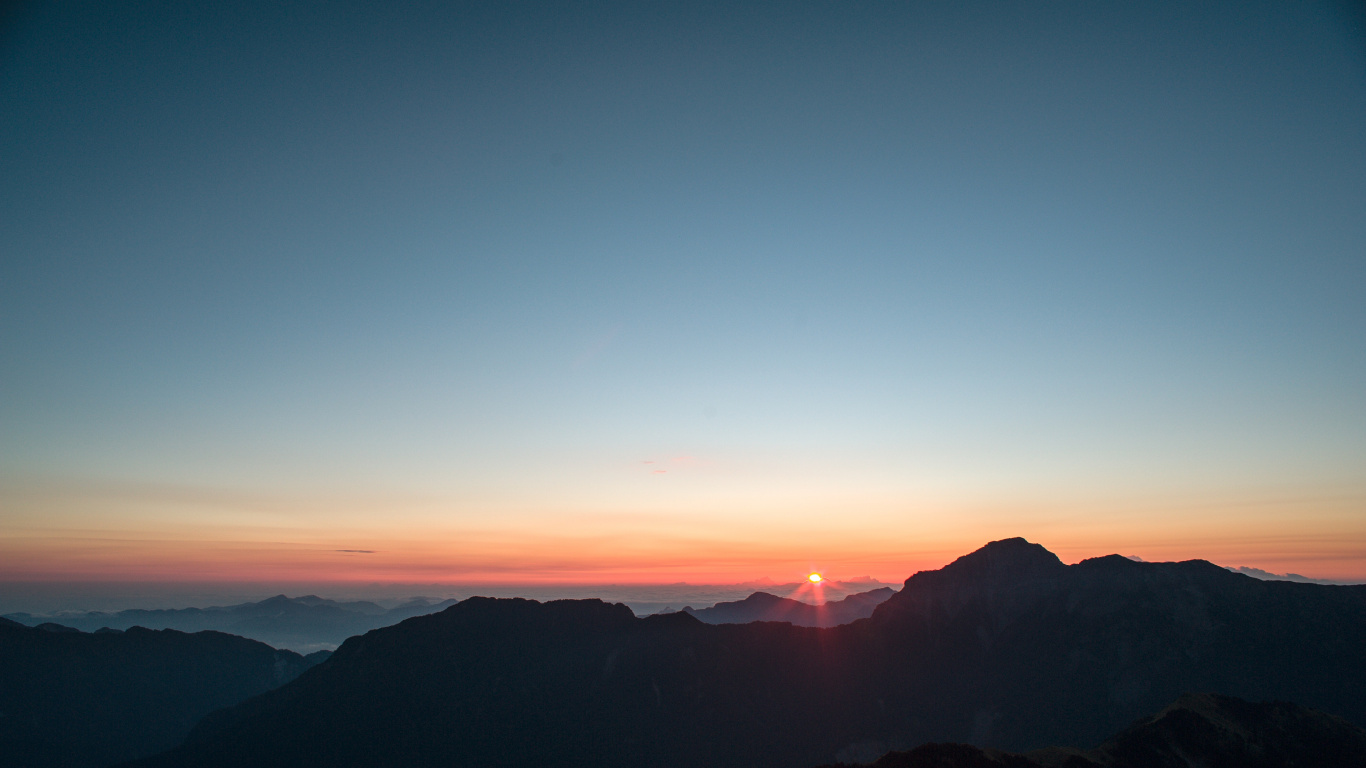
2 1 1364 584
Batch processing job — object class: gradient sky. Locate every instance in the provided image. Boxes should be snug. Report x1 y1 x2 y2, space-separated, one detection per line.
3 1 1365 588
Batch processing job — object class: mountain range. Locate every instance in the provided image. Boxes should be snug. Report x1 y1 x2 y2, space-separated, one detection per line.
681 586 895 626
124 537 1366 767
0 616 323 768
3 594 458 652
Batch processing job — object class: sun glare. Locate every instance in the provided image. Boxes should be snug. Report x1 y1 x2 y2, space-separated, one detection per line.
808 572 823 583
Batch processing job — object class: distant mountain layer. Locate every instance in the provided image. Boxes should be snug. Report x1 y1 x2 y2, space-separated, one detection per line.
817 693 1366 767
4 594 458 652
1222 565 1352 585
128 538 1366 768
682 587 895 626
0 617 324 768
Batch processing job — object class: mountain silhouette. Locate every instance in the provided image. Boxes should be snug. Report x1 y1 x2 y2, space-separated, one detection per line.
818 693 1366 767
4 594 459 652
0 617 322 768
123 537 1366 768
682 586 895 626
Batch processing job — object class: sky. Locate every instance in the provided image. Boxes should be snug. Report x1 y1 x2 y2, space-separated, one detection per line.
2 1 1365 594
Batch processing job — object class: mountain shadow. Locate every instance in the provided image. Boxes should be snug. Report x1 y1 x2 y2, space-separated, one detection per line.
127 538 1366 768
0 618 323 768
817 692 1366 767
682 586 895 627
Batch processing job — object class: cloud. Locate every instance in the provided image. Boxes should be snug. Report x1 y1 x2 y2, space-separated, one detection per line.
335 550 377 554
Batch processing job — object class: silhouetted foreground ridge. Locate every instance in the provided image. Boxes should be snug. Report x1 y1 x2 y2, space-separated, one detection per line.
129 538 1366 768
817 693 1366 767
0 616 320 768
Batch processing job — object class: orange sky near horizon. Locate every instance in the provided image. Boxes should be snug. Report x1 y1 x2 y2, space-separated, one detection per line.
4 474 1363 585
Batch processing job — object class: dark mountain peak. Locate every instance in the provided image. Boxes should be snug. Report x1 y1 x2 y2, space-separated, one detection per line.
0 615 26 629
1171 558 1242 579
434 596 638 631
941 537 1066 578
324 597 657 675
887 538 1064 596
1074 553 1145 570
873 540 1064 623
640 609 703 628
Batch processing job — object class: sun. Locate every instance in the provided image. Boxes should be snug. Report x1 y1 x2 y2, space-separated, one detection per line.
808 572 823 584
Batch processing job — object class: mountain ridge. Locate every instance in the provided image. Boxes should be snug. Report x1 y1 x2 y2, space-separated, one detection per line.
3 594 460 652
682 586 895 627
0 618 321 768
125 537 1366 768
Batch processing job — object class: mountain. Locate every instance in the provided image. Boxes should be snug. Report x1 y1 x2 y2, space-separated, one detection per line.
128 538 1366 768
4 594 459 652
682 587 895 626
817 693 1366 767
0 618 323 768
